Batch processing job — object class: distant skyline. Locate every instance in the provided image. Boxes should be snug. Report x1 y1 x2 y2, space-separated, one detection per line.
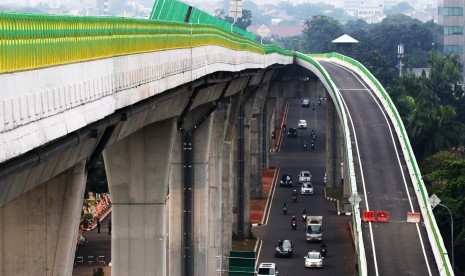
182 0 436 9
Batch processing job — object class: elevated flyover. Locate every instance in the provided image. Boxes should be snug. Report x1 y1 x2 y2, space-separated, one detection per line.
0 10 453 276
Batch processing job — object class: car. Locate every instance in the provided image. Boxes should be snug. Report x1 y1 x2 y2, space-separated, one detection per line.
302 99 310 107
299 170 312 183
297 119 307 129
301 182 314 195
304 250 323 268
287 128 297 138
280 174 293 187
257 263 278 275
275 239 294 257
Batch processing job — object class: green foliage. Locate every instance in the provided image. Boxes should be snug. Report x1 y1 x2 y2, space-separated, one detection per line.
384 2 414 15
421 151 465 273
276 35 302 51
214 9 252 30
388 52 465 161
301 15 344 53
86 155 109 198
93 267 104 276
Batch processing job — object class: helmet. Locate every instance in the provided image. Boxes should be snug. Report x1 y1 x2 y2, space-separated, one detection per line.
292 216 296 219
293 189 297 193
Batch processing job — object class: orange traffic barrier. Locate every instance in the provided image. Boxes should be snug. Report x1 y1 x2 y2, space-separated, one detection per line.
362 211 375 222
377 211 390 223
407 212 421 223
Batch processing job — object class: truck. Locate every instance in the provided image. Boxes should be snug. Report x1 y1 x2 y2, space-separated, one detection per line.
306 216 323 242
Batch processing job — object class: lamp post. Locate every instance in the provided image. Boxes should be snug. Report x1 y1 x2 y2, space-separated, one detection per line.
436 203 454 272
429 194 454 272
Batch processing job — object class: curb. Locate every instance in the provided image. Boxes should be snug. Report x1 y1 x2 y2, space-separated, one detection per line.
323 188 352 216
253 167 279 227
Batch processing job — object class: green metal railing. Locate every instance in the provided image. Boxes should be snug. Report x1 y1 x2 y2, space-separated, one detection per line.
0 12 276 74
150 0 256 40
326 52 453 276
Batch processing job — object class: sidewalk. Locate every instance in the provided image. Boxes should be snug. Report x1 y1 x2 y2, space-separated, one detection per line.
251 168 276 226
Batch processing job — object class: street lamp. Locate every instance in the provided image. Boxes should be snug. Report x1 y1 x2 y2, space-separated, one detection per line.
429 194 454 272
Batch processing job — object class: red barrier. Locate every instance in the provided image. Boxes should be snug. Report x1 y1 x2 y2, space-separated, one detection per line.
362 211 375 222
407 212 421 223
377 211 390 223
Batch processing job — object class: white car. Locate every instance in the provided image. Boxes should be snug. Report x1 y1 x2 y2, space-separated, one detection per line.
304 250 323 268
302 99 310 107
299 170 312 183
301 182 314 195
297 119 307 129
257 263 278 275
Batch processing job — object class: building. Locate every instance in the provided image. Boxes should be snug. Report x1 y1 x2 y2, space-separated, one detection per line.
358 5 384 23
437 0 465 79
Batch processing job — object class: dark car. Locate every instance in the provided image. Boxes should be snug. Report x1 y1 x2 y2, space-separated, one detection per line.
275 239 294 257
280 174 293 187
287 128 297 137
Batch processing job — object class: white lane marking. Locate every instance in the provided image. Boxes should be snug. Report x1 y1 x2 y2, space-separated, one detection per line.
262 167 280 226
335 74 379 276
329 61 432 276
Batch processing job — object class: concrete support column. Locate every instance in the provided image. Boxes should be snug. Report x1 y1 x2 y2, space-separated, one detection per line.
104 118 177 276
265 97 276 167
246 85 268 199
326 97 343 189
221 94 241 271
207 104 230 275
0 161 87 276
191 114 213 276
168 129 183 276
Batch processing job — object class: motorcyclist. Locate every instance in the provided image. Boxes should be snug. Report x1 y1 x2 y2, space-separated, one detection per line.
312 103 316 110
283 202 288 209
292 189 298 197
318 98 322 105
320 241 327 257
291 215 297 229
311 141 314 150
303 141 308 150
282 124 286 132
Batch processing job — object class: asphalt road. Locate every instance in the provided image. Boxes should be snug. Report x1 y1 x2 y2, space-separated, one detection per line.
320 60 438 275
254 98 355 275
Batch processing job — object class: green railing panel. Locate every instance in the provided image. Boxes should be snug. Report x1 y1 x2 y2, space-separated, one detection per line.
0 12 267 74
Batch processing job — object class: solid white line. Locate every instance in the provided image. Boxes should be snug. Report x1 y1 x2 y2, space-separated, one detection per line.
262 167 279 226
336 76 380 276
331 61 432 276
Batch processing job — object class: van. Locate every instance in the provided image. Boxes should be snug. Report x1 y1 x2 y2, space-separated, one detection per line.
257 262 278 275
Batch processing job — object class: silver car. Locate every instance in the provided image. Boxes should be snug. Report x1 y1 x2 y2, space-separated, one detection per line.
299 170 312 183
301 182 314 195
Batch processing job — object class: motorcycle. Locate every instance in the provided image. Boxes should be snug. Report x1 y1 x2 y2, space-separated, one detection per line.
320 242 327 257
292 190 298 203
303 142 308 151
302 212 307 222
310 142 314 151
291 220 297 230
282 206 288 215
318 99 321 106
320 247 327 257
312 104 316 110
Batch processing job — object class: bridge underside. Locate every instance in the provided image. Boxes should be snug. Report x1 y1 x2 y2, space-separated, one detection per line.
0 62 348 275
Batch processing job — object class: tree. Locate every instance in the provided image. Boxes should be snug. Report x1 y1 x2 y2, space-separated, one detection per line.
421 151 465 273
276 35 302 52
214 9 253 30
301 15 344 53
